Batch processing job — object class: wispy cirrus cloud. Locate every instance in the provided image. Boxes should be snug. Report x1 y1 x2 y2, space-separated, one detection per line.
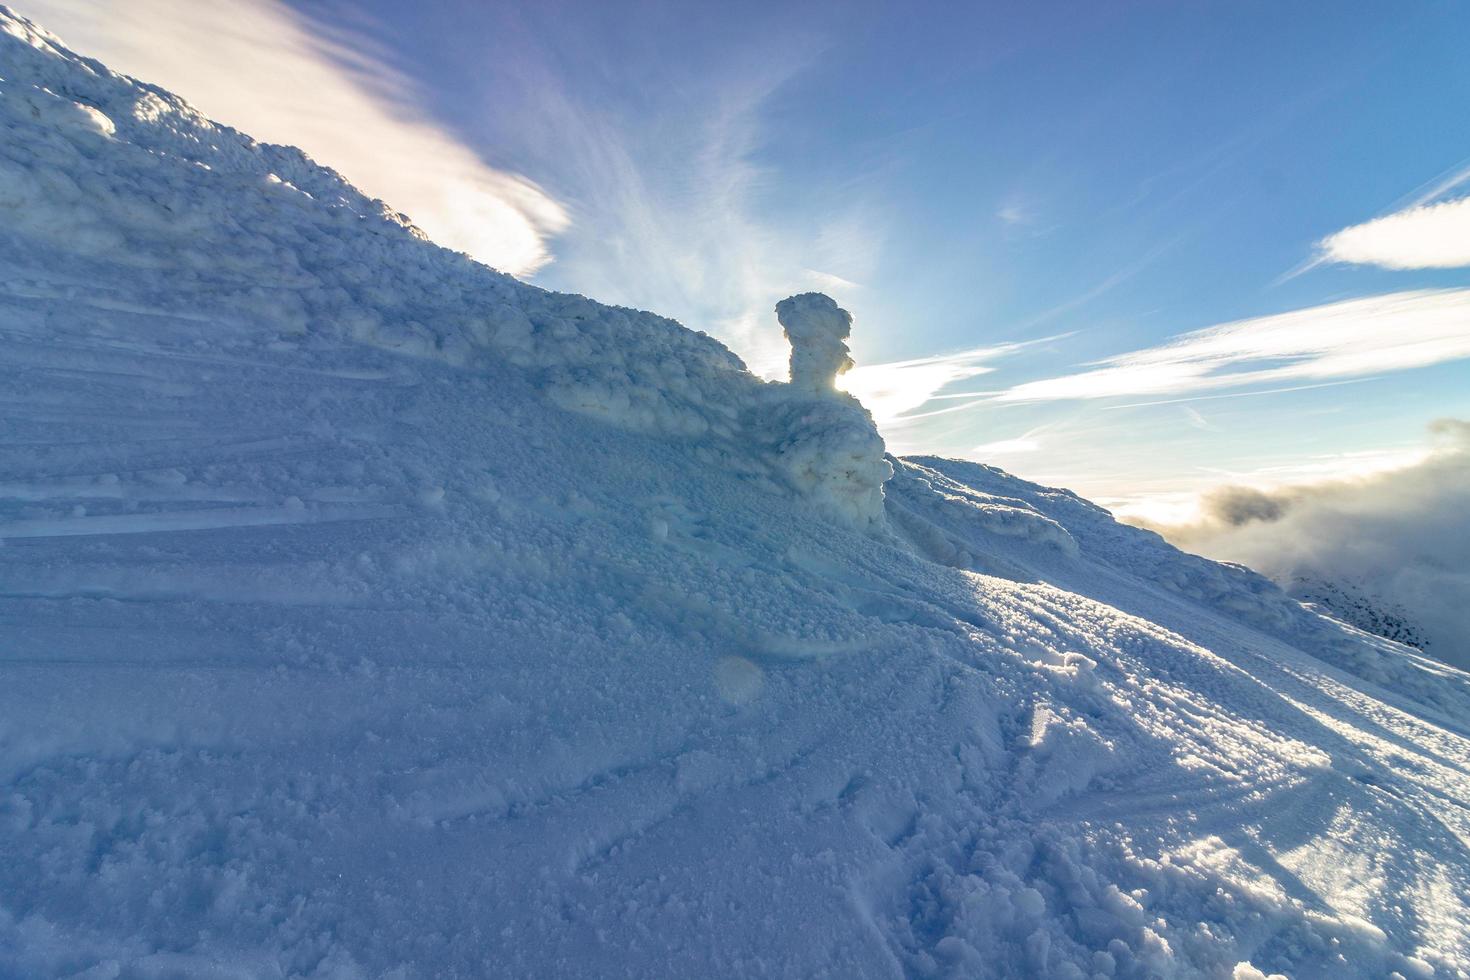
839 346 1005 425
1311 160 1470 272
16 0 569 276
971 433 1045 456
488 18 881 379
997 289 1470 403
839 339 1059 425
1318 196 1470 270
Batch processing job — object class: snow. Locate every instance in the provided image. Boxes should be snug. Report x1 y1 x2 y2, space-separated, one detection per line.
3 7 1470 977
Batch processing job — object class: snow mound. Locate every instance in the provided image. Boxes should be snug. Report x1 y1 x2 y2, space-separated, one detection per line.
3 8 1470 978
758 294 892 527
894 456 1470 714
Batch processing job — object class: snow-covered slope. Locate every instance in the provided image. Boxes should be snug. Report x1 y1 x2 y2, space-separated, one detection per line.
1291 576 1430 653
3 9 1469 978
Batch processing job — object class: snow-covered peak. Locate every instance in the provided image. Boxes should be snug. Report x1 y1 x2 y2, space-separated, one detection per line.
3 7 1470 977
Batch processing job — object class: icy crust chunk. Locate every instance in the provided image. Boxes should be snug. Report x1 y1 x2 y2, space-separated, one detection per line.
0 8 889 527
755 292 892 526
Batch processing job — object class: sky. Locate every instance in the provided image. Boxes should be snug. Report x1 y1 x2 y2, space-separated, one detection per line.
17 0 1470 522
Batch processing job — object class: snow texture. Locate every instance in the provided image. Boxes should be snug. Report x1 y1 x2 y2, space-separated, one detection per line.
2 9 1470 978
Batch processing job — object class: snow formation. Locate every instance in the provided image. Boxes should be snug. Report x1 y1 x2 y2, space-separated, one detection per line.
3 9 1470 978
777 292 855 391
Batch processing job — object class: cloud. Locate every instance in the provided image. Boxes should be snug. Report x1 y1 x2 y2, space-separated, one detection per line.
1318 196 1470 270
1138 420 1470 670
839 333 1077 430
1309 159 1470 273
997 203 1030 226
536 86 879 379
1181 406 1210 429
15 0 568 276
453 8 885 379
998 289 1470 403
838 345 1015 425
971 435 1042 456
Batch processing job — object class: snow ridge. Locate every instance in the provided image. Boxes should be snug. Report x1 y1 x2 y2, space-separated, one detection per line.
1294 576 1430 651
0 7 887 527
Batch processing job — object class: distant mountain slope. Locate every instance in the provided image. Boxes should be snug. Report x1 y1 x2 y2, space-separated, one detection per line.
3 8 1469 978
1291 576 1430 651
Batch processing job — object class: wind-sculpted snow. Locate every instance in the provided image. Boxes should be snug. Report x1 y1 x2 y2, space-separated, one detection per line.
3 8 1470 978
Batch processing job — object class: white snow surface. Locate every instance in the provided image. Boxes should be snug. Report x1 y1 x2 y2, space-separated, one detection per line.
3 9 1470 978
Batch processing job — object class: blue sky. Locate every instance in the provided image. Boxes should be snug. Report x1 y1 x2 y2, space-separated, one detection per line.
22 0 1470 519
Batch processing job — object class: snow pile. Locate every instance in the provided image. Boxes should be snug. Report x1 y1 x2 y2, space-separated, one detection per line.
894 455 1470 714
2 9 1470 978
752 382 892 528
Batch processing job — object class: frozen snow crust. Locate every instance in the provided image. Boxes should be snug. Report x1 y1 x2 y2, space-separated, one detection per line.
3 9 1470 978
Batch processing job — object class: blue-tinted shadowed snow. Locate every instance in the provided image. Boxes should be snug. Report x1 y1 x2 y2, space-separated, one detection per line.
2 8 1468 978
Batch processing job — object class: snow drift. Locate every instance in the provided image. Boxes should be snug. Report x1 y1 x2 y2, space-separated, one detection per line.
2 8 1470 978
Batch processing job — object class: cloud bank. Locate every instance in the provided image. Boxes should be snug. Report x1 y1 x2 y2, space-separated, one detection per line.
1140 420 1470 670
998 289 1470 403
16 0 568 275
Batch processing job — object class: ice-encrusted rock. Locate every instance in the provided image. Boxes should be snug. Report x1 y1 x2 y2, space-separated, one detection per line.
762 293 892 527
776 292 854 391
